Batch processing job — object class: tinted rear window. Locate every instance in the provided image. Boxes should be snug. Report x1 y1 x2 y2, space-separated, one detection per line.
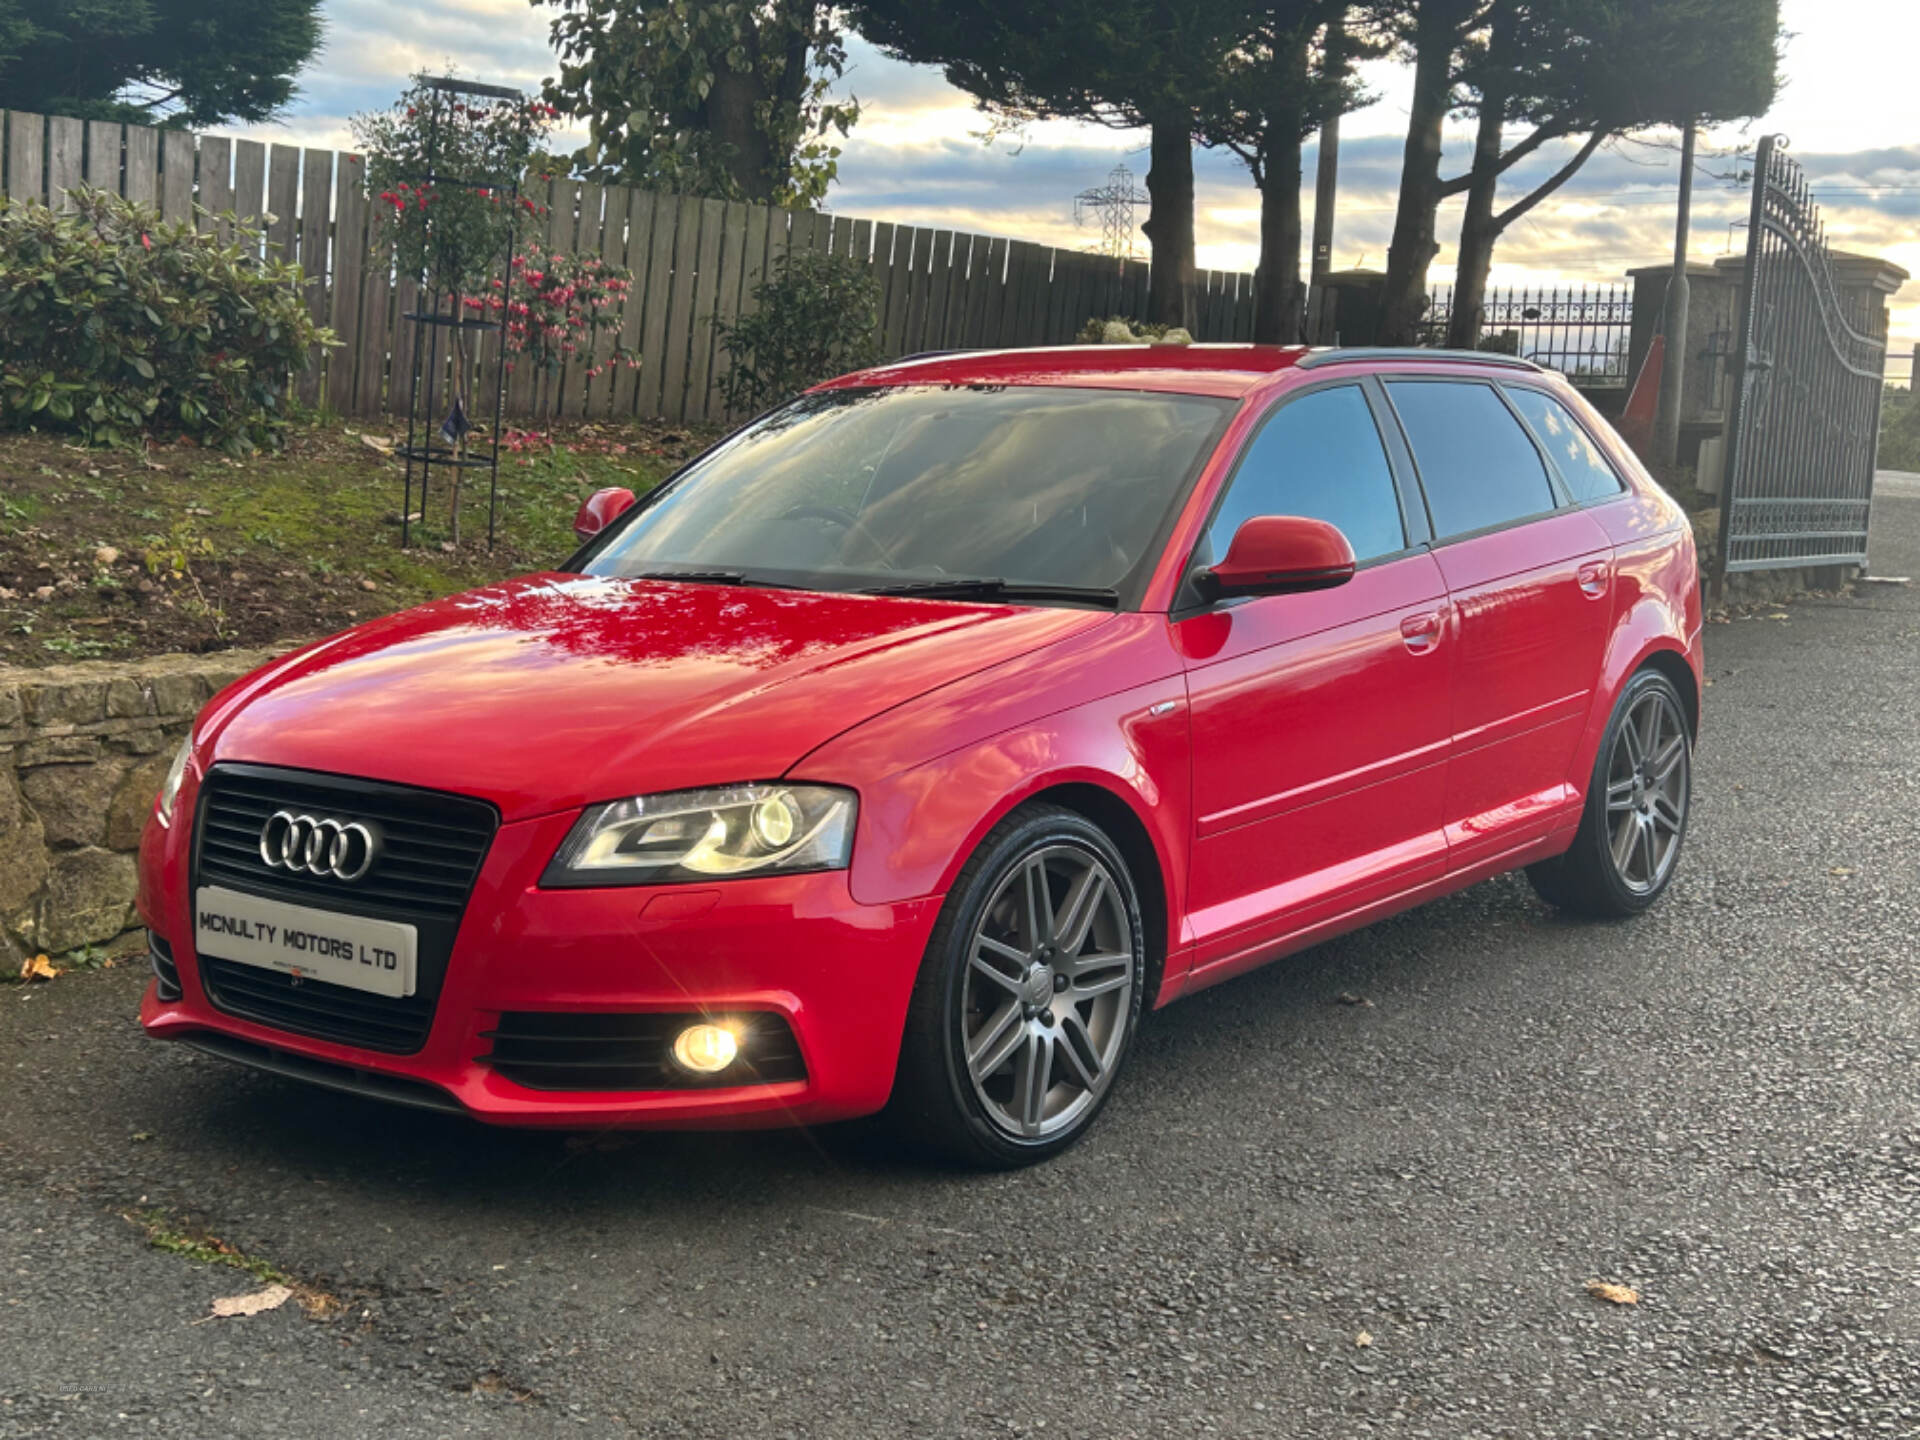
1386 381 1557 539
1505 387 1626 503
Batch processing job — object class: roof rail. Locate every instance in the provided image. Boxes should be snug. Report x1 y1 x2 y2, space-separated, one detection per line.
1295 346 1542 372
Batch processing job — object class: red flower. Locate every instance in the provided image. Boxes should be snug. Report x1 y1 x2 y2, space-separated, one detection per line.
139 232 151 251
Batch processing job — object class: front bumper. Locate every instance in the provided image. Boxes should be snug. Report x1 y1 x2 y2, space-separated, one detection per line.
138 797 941 1128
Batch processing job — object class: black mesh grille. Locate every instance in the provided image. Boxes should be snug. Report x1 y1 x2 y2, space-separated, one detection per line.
480 1011 806 1091
149 931 181 1001
191 764 498 1054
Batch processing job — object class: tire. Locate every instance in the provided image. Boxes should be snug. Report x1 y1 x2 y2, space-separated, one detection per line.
1528 666 1693 918
889 803 1147 1169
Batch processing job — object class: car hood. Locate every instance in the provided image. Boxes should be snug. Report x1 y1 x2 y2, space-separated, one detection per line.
204 573 1110 820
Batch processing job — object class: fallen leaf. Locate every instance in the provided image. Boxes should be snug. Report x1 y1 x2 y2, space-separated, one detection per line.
1586 1280 1639 1305
358 433 394 455
1829 866 1855 876
209 1284 292 1318
94 545 120 566
18 954 59 982
1335 992 1374 1008
1354 1331 1374 1348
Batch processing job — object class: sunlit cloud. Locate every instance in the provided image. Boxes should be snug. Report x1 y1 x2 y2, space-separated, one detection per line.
245 0 1915 351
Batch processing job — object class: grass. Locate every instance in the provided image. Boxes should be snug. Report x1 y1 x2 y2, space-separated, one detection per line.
126 1205 341 1316
0 418 715 669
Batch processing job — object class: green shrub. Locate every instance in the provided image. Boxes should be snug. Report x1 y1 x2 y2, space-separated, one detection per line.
716 250 883 415
0 187 331 451
1076 315 1191 345
1880 385 1920 472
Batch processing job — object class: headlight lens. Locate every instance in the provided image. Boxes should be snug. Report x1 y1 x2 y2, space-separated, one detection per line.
155 738 192 827
543 784 857 887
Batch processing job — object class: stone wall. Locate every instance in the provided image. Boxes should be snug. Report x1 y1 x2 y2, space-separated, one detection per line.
0 647 285 967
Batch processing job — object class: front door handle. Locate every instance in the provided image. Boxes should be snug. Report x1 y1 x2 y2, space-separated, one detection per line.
1400 610 1445 654
1577 560 1611 599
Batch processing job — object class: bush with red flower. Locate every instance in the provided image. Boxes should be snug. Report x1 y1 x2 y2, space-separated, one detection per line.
465 251 637 418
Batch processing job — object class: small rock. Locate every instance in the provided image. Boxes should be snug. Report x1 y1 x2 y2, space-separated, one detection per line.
94 545 120 566
360 579 378 592
32 585 54 600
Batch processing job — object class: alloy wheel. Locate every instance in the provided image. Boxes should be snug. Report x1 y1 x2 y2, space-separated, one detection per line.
1604 687 1690 894
960 844 1135 1141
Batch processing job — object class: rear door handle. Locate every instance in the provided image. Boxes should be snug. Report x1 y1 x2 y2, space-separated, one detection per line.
1577 560 1611 598
1400 609 1445 654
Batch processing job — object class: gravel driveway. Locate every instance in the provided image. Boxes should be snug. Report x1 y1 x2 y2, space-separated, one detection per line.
4 492 1917 1439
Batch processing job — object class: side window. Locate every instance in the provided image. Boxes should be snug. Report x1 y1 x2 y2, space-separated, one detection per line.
1385 380 1557 540
1205 385 1406 564
1505 387 1626 503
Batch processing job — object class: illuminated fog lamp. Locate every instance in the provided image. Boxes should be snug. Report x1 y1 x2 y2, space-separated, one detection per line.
672 1022 740 1075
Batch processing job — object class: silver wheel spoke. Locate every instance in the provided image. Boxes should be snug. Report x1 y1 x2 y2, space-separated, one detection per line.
1652 733 1687 783
1605 777 1638 814
1057 1012 1103 1090
1070 957 1131 999
1611 811 1639 871
1011 1029 1054 1136
1619 716 1644 768
970 949 1026 994
1650 793 1684 834
968 1003 1024 1078
1022 858 1053 949
1053 867 1106 957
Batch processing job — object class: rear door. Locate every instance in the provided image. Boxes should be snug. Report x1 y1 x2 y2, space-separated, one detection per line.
1179 379 1452 977
1381 378 1615 870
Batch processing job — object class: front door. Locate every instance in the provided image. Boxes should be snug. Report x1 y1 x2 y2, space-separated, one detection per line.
1179 381 1453 977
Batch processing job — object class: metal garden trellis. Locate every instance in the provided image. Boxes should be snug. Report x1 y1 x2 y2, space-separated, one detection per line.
394 76 523 551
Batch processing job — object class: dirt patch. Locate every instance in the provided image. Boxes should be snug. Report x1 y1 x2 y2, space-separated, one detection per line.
0 420 713 669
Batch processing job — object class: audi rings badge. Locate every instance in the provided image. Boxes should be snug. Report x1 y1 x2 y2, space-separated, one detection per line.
258 810 383 882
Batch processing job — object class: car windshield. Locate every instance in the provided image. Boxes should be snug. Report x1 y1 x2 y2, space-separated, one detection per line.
578 385 1234 604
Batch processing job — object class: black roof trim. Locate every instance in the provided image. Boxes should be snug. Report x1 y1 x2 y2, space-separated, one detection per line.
1296 346 1543 372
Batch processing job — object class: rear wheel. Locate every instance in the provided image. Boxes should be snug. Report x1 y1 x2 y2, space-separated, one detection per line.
1529 667 1692 917
890 804 1145 1168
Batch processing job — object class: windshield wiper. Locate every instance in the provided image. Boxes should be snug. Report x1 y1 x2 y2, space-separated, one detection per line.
628 569 756 586
859 577 1121 609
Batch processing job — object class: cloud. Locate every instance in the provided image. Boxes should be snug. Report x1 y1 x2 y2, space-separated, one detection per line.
256 0 1917 350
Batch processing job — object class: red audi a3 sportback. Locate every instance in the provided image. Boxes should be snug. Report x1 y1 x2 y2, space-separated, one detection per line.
139 344 1702 1167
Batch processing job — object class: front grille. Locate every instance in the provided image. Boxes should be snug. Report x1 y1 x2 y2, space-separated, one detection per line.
149 931 181 1001
191 763 499 1054
481 1011 807 1091
196 764 494 919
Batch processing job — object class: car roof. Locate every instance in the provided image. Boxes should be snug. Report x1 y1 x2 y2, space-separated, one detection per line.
817 344 1547 399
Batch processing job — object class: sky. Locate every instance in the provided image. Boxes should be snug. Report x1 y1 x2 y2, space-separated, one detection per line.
249 0 1917 364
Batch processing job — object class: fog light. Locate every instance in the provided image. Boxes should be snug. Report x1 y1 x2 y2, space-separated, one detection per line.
672 1022 739 1074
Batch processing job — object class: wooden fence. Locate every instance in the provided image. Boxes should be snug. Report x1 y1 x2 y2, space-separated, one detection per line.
0 108 1262 425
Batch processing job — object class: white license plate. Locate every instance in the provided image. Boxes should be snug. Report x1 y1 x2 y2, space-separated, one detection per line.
194 885 417 999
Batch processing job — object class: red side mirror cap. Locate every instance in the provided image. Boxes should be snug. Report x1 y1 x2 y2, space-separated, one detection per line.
574 486 637 541
1195 515 1356 600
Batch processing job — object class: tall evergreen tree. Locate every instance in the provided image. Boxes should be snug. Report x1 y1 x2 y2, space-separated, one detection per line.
0 0 322 126
847 0 1245 330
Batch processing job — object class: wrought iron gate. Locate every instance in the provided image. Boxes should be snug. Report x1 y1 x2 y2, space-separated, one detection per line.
1715 136 1889 593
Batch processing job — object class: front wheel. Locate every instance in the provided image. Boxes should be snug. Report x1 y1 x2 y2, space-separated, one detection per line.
890 804 1146 1168
1529 667 1693 917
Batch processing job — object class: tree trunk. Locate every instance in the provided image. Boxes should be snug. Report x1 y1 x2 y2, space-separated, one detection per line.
1446 80 1508 349
707 68 779 202
1253 132 1306 344
1376 0 1467 346
1142 116 1196 330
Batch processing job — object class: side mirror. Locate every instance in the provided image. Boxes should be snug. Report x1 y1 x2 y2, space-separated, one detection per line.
573 486 637 541
1193 515 1356 601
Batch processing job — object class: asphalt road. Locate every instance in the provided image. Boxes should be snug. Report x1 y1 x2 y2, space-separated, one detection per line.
5 495 1918 1439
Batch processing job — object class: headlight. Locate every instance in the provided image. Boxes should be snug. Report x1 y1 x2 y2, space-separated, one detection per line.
542 784 857 887
155 738 192 827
